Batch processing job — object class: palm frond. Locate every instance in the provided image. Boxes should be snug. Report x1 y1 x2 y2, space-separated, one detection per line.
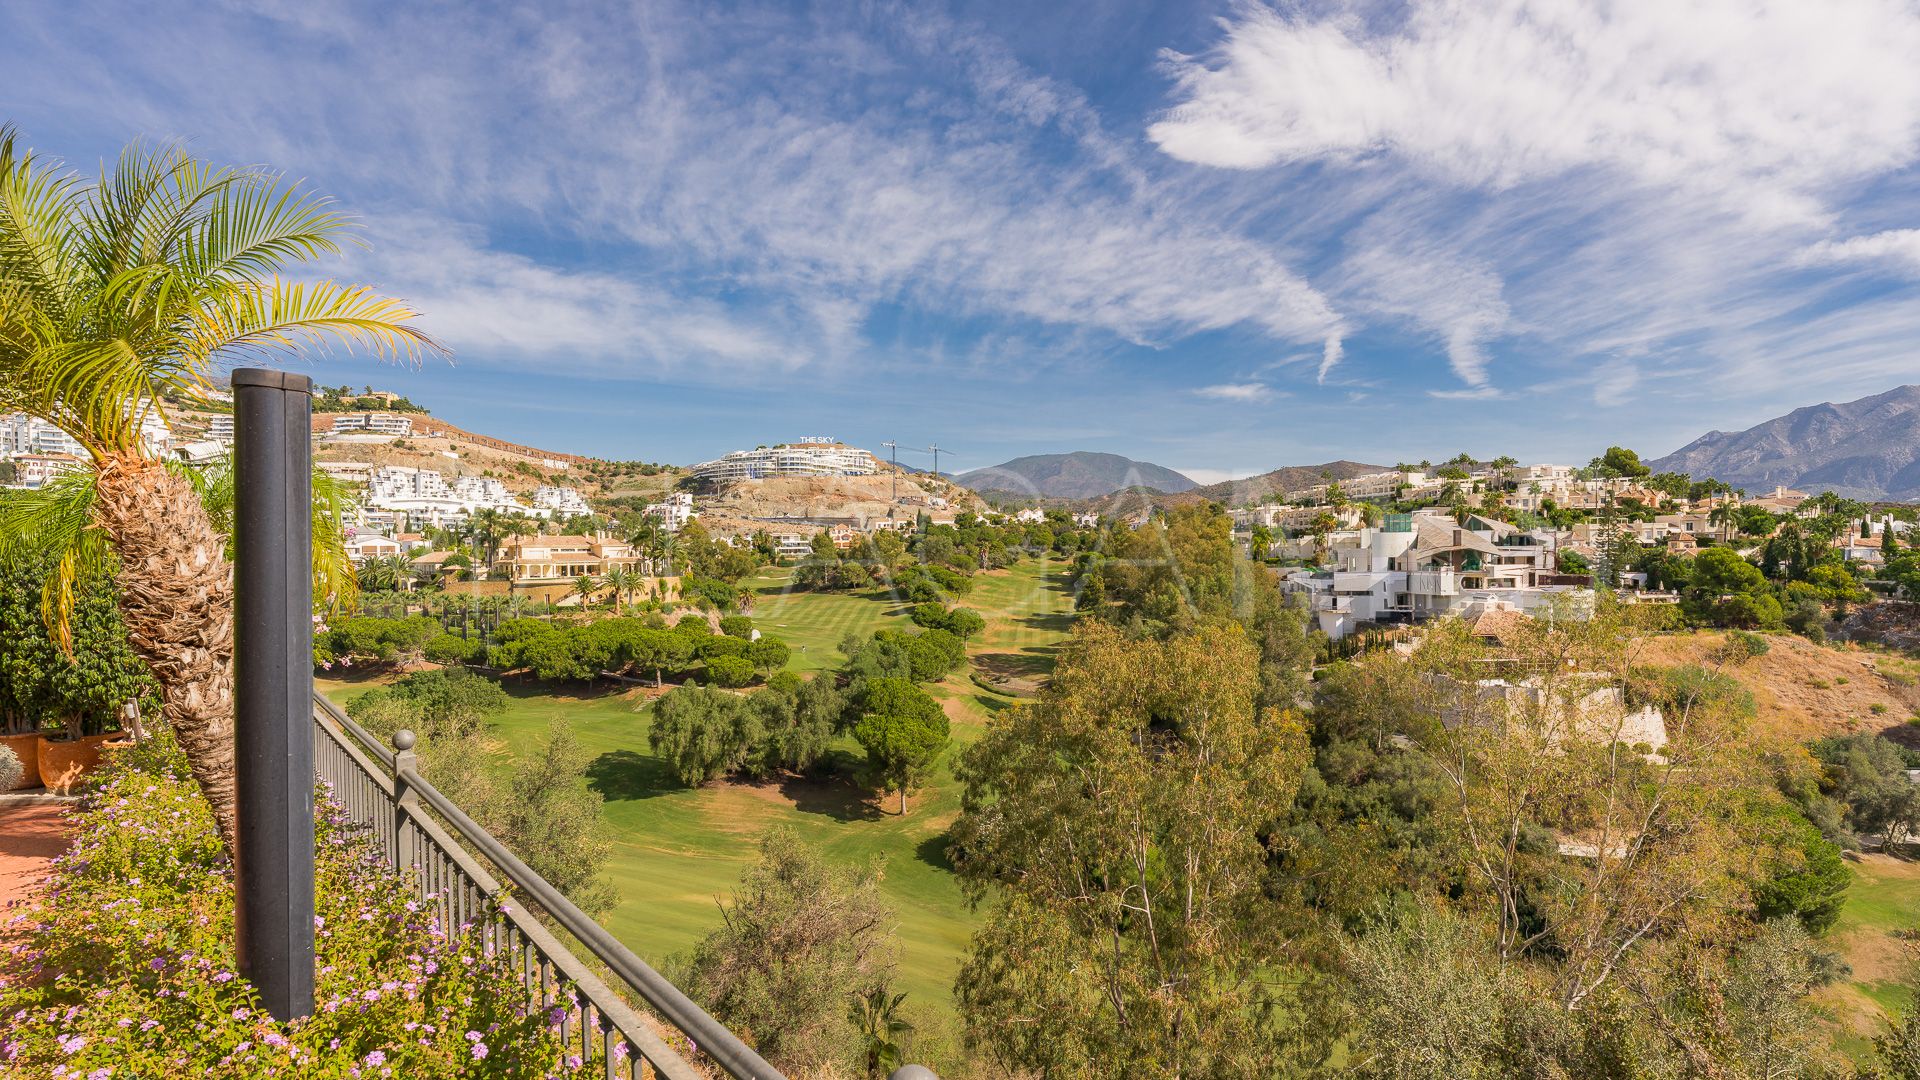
0 471 110 654
191 276 440 365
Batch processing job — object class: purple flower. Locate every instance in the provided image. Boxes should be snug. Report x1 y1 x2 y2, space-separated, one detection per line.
57 1034 86 1054
364 1050 387 1066
471 1042 488 1060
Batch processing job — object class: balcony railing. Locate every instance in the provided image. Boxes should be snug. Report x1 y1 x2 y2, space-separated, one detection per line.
1408 569 1459 596
312 693 783 1080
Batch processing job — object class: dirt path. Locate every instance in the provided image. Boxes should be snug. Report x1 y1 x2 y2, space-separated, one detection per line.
0 799 71 910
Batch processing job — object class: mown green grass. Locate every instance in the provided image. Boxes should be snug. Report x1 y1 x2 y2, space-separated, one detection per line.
1816 854 1920 1063
320 557 1075 1056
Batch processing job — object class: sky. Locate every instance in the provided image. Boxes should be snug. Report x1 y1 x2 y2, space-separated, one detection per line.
6 0 1920 483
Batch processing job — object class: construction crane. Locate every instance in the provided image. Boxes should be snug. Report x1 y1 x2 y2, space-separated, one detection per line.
882 440 900 503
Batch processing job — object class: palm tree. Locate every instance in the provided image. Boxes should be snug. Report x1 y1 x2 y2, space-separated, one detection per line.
602 566 637 616
570 573 601 611
849 988 913 1079
0 127 436 845
1709 502 1737 544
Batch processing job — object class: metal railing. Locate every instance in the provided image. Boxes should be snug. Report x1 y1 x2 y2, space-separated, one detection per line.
312 692 785 1080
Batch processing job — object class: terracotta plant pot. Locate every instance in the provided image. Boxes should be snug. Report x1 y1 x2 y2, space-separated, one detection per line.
36 733 119 794
0 732 41 790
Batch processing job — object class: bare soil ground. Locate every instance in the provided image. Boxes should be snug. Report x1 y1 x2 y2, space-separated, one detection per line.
1633 631 1920 746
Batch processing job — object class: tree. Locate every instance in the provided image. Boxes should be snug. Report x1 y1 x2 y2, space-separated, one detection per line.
705 653 755 688
1590 446 1651 479
570 573 601 610
851 678 948 814
678 830 894 1076
488 719 618 917
951 623 1315 1074
650 686 760 785
746 638 791 679
0 128 435 846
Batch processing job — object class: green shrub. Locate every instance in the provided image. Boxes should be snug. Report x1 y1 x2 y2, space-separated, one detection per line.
1870 703 1889 715
719 615 755 639
0 760 598 1077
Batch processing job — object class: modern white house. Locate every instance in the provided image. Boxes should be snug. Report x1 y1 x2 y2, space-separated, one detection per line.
689 439 879 483
208 415 235 445
1281 513 1585 640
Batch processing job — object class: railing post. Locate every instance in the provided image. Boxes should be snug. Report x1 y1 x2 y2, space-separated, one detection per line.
393 729 419 872
231 367 316 1022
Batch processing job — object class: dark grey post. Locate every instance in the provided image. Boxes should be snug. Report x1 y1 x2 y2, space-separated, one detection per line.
231 368 316 1021
393 729 419 871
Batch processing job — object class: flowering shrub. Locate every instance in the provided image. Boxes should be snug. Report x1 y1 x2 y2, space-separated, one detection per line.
0 757 600 1078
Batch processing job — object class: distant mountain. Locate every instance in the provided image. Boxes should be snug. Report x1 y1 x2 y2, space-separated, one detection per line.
1648 385 1920 502
956 452 1197 499
1188 460 1393 506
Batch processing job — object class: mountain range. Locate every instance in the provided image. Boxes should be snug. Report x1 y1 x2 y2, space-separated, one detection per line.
1649 385 1920 502
1186 460 1392 506
955 452 1197 499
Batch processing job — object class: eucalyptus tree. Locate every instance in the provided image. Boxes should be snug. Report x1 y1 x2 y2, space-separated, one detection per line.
0 126 435 844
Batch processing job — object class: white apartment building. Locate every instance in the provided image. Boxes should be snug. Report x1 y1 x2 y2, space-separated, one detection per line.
2 407 169 460
1 413 86 458
330 413 414 438
532 485 592 518
642 492 698 533
1282 470 1427 504
362 466 528 527
208 415 235 445
690 440 879 483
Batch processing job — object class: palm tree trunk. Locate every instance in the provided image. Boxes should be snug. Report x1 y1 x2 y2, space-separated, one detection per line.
93 457 238 848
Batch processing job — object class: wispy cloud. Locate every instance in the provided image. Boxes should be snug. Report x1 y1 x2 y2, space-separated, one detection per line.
1149 0 1920 225
1192 382 1277 402
1797 229 1920 275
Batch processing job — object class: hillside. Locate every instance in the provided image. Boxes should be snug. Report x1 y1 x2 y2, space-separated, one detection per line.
956 452 1196 499
1189 459 1393 507
694 467 986 537
1634 631 1920 746
1649 384 1920 501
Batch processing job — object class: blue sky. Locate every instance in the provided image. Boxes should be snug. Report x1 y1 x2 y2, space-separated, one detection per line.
6 0 1920 481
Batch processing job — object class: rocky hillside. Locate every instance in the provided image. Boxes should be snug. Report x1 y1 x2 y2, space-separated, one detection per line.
957 452 1195 499
695 468 985 537
1649 384 1920 501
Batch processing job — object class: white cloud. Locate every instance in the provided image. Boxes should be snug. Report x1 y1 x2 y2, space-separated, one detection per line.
1797 229 1920 275
340 220 804 377
1336 245 1512 388
1192 382 1276 402
1150 1 1920 225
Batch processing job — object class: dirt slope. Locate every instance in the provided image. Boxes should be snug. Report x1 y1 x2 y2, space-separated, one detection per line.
1634 631 1920 746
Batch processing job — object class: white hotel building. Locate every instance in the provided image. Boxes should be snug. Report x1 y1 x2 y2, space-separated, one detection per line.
690 438 879 484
